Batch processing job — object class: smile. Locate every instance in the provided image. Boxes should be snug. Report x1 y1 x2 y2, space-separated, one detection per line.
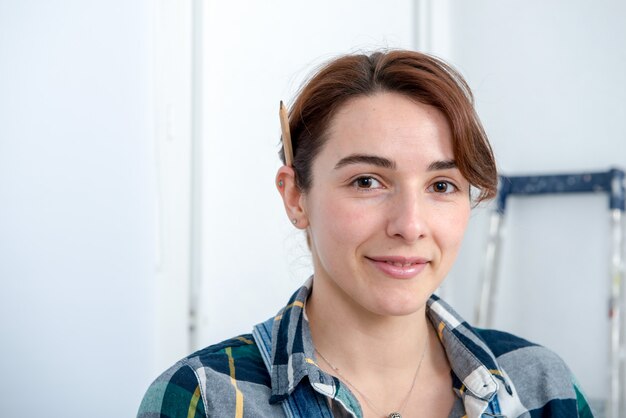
385 261 417 267
365 256 429 280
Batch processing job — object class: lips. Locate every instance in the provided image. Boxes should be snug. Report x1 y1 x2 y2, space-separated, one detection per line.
365 256 429 279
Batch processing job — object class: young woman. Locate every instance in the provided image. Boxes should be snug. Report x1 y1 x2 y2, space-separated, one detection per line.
138 50 593 418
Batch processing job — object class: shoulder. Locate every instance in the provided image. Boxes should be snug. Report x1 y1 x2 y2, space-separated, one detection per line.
137 357 206 418
473 327 568 379
473 328 593 417
137 334 270 418
184 334 269 387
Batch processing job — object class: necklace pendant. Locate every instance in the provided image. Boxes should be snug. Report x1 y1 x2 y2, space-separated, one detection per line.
388 413 402 418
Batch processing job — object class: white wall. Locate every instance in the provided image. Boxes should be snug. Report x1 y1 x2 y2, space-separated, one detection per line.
433 0 626 405
0 1 159 416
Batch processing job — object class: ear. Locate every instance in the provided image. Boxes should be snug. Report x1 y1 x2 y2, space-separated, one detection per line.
276 166 309 229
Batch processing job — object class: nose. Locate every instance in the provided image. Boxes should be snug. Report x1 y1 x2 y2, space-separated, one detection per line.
385 190 428 243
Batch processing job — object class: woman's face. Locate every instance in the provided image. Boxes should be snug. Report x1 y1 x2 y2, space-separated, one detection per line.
283 92 471 317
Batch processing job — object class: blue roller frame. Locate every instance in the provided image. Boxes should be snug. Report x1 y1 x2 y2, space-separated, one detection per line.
486 167 625 418
496 168 626 214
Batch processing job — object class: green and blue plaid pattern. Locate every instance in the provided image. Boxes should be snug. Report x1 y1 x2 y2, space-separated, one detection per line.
138 278 593 417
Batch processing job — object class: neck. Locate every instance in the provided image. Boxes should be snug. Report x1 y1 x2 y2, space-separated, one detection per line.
306 275 432 376
306 275 455 417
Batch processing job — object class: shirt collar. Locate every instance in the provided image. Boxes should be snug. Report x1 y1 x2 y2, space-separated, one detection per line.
267 278 509 404
426 294 511 400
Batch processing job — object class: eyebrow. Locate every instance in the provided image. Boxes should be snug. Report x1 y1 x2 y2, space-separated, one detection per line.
428 160 457 171
334 154 396 170
334 154 457 172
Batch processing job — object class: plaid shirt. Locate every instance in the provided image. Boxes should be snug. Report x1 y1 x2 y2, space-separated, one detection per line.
138 278 593 417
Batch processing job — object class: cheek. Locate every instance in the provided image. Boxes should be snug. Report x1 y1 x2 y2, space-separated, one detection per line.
308 197 374 251
436 205 471 252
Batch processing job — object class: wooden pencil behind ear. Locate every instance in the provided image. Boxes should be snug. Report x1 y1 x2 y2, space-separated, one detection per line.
279 101 294 167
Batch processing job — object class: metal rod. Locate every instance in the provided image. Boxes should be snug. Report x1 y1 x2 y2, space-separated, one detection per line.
189 0 204 352
608 209 624 418
476 212 504 328
622 227 626 418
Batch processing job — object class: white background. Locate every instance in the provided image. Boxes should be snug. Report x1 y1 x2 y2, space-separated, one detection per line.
1 1 624 416
0 1 159 416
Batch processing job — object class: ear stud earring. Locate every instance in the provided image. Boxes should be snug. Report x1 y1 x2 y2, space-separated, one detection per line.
278 180 284 187
292 219 298 225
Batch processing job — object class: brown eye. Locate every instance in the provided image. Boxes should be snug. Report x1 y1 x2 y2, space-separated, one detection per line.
434 182 448 192
429 181 457 194
357 177 373 188
352 176 382 189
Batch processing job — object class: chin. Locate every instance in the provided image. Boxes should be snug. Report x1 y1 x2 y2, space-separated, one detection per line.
365 281 436 317
369 295 429 317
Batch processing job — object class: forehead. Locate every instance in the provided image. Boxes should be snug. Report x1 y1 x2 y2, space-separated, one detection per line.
320 92 454 167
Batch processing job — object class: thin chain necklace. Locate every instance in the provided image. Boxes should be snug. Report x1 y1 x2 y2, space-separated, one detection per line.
314 338 427 418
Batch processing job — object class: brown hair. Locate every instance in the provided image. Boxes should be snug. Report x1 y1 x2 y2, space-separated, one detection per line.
279 50 497 202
